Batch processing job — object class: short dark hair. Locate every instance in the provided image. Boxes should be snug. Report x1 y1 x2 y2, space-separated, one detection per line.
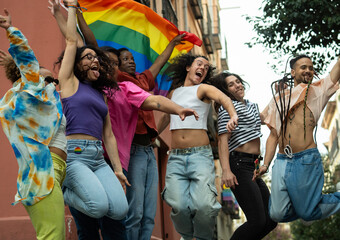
289 54 311 69
100 46 121 65
118 48 129 54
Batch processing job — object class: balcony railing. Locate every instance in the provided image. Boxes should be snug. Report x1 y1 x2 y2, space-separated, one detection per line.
162 0 178 27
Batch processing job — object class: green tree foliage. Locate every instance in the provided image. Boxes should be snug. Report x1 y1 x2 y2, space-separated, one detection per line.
246 0 340 74
290 155 340 239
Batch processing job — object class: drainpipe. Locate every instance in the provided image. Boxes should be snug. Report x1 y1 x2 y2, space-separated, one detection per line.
183 0 188 31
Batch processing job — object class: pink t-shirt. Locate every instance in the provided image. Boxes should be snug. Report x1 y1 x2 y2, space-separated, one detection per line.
104 81 151 171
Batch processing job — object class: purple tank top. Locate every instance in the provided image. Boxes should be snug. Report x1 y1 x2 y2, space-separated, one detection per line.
62 81 108 140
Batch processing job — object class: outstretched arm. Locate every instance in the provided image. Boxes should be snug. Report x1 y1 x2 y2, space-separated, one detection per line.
76 7 98 47
0 9 40 86
199 84 238 132
48 0 84 47
148 34 185 79
141 95 198 121
330 56 340 84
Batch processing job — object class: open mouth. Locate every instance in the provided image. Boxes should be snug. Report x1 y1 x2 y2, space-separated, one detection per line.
91 65 100 78
195 71 203 77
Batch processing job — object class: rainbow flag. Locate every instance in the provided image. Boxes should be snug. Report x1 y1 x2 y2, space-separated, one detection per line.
78 0 201 96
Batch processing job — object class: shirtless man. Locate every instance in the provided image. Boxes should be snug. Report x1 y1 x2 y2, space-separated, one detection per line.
255 55 340 222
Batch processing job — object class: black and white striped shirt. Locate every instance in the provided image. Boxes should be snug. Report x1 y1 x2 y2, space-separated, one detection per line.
217 99 262 152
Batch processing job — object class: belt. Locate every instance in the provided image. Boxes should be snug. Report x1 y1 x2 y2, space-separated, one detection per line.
168 145 211 155
229 151 263 161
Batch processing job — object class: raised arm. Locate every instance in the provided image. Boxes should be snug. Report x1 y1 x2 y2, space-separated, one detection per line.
48 0 84 47
57 0 79 94
76 7 98 47
199 84 238 132
218 133 238 189
330 56 340 84
141 95 198 121
0 9 41 86
148 34 185 79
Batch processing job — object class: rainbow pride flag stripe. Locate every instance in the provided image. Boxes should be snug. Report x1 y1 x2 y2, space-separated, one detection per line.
78 0 198 96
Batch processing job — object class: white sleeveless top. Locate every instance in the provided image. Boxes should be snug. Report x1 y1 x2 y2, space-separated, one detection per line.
170 85 210 130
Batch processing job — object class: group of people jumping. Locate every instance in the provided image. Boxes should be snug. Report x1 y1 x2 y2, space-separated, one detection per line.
0 1 340 240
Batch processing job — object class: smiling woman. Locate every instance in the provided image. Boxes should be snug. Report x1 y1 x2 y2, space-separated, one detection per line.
210 71 277 239
54 1 130 234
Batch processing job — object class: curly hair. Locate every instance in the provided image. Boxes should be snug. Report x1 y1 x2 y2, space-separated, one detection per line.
2 55 21 83
164 54 215 91
55 45 119 93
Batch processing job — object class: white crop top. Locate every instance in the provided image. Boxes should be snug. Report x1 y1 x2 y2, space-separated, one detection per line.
170 85 210 130
49 115 67 154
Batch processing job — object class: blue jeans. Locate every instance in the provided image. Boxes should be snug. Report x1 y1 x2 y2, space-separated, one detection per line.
270 148 340 222
68 167 128 240
125 144 158 240
63 139 128 220
162 145 221 240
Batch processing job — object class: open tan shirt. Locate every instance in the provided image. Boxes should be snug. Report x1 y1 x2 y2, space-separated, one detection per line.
263 74 339 134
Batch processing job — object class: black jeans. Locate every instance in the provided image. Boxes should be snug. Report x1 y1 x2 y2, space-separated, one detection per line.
229 155 277 240
69 207 127 240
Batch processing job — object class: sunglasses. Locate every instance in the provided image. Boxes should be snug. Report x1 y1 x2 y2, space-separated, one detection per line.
81 53 100 61
45 76 59 85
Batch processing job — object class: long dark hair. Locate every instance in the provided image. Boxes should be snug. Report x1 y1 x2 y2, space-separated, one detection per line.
165 54 215 91
55 45 119 93
210 71 248 111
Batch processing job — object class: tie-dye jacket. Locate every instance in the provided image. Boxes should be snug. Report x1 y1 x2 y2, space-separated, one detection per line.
0 27 63 206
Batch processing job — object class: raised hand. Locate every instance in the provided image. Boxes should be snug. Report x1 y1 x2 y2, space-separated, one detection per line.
0 9 12 30
170 33 186 46
48 0 61 16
